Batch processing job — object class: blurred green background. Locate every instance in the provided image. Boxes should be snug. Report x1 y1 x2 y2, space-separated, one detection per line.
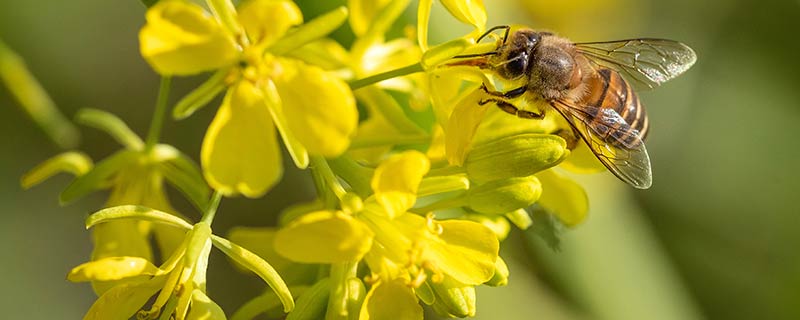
1 0 798 319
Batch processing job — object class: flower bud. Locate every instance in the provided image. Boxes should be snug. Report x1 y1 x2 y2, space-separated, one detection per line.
464 134 568 184
462 213 511 241
505 208 533 230
485 257 510 287
429 278 476 318
467 176 542 215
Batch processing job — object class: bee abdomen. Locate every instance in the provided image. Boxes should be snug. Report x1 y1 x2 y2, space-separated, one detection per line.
583 69 649 149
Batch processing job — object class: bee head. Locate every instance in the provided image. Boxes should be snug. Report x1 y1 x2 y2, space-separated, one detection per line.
495 30 542 80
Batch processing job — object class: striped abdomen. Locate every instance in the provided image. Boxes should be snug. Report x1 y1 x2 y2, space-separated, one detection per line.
577 68 649 149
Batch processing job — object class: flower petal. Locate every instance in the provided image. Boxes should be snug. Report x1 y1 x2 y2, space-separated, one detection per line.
274 211 374 263
371 151 430 218
359 279 423 320
68 256 160 282
139 1 238 75
445 86 489 166
348 0 392 36
536 169 589 226
440 0 487 31
398 214 498 285
201 82 283 198
84 276 167 320
238 0 302 47
187 289 227 320
273 59 357 157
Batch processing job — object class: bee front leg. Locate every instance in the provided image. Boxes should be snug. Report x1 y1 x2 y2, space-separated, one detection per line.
478 98 544 120
480 83 528 99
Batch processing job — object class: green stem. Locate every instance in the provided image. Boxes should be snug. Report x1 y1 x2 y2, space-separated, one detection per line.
348 63 424 90
145 76 172 152
349 134 432 149
311 156 347 200
200 191 223 224
326 261 359 320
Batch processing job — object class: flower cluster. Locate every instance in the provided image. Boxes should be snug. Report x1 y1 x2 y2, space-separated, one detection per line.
18 0 599 319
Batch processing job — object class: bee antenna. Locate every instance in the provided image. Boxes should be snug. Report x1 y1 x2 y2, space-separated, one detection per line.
476 25 511 44
453 51 499 59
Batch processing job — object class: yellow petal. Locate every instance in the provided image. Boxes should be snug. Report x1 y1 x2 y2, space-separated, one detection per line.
68 257 160 282
440 0 487 31
139 1 238 75
187 289 227 320
359 280 423 320
420 217 499 285
349 0 392 36
201 82 283 198
273 59 357 157
371 151 430 218
536 169 589 226
444 86 489 166
238 0 302 47
274 211 374 263
559 139 607 173
84 276 167 320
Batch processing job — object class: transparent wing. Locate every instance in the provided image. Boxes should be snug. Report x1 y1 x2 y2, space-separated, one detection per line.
551 100 652 189
575 39 696 90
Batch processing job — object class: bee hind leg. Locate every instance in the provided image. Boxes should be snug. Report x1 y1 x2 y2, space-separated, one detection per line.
478 98 544 120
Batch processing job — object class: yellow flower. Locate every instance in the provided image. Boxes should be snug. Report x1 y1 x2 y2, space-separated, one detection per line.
68 206 294 319
24 108 209 295
273 151 499 319
139 0 357 198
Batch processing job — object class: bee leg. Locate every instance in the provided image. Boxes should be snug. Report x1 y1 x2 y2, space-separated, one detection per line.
480 83 528 99
478 98 544 120
553 128 580 149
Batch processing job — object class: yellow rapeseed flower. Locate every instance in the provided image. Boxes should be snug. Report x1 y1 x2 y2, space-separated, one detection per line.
273 151 499 319
139 0 357 198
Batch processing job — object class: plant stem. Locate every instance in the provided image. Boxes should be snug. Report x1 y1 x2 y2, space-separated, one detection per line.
145 76 172 152
311 156 347 201
200 191 223 224
349 134 431 149
348 63 424 90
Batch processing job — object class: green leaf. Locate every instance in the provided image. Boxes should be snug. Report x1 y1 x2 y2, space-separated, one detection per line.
0 39 79 149
269 6 349 55
75 108 144 150
59 150 139 204
286 278 330 320
86 205 193 230
154 144 211 211
21 151 93 189
526 206 563 251
211 234 294 313
172 70 227 120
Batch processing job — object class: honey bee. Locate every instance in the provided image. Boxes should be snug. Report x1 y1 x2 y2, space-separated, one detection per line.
453 26 697 189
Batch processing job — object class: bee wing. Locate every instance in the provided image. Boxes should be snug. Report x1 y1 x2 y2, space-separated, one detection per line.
550 100 652 189
575 39 696 90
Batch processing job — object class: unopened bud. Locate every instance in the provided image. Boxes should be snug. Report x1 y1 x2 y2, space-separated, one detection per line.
464 134 567 184
429 278 476 318
463 213 511 241
467 176 542 214
485 257 509 287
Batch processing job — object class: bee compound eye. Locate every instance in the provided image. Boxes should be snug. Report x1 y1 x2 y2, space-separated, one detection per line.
505 53 528 78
